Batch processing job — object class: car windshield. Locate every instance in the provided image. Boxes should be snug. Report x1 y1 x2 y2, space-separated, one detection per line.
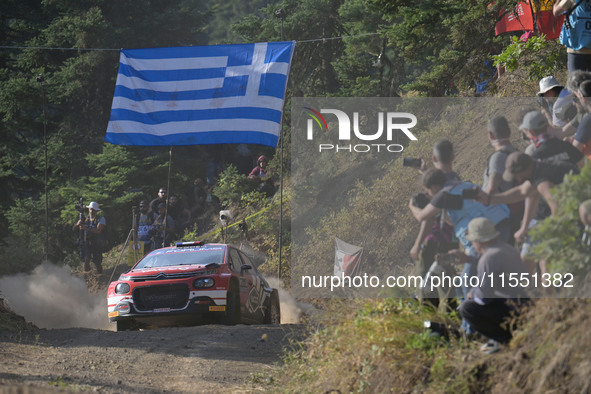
135 247 225 269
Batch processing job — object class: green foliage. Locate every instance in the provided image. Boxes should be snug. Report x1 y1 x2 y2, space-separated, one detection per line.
493 35 566 81
212 165 254 206
530 163 591 276
405 330 448 356
240 190 268 210
0 0 212 271
269 298 460 392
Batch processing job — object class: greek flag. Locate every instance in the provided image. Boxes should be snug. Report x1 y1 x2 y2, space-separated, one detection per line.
105 41 295 148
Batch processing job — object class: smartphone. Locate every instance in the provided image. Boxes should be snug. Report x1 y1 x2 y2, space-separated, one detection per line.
461 188 478 199
402 158 422 168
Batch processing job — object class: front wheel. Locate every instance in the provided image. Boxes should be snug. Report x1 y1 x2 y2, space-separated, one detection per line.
264 289 281 324
223 289 241 325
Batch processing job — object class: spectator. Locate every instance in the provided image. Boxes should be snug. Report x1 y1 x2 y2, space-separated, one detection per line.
149 187 167 214
73 201 106 273
482 116 523 244
517 111 583 269
554 0 591 73
151 202 176 249
136 200 155 255
168 193 191 236
477 152 579 272
580 199 591 225
537 76 579 134
457 217 529 353
248 155 270 181
248 155 275 197
571 79 591 159
418 138 462 183
410 139 460 279
580 199 591 247
520 110 584 167
409 169 510 298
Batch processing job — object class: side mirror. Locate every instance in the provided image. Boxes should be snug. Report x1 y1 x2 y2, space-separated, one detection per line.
240 264 252 274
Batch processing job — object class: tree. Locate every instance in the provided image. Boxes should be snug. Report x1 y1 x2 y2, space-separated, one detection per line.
0 0 211 269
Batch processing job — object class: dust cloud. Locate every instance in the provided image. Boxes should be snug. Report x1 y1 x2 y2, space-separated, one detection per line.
266 277 315 324
0 262 111 330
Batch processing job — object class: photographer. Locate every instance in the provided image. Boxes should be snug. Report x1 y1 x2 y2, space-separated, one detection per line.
408 139 461 261
409 169 510 299
151 203 176 249
73 201 106 273
137 200 155 254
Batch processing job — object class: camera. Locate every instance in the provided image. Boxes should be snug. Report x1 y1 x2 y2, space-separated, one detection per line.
411 192 430 209
219 210 233 226
74 197 85 214
238 219 248 232
461 188 478 199
402 158 422 168
435 252 457 266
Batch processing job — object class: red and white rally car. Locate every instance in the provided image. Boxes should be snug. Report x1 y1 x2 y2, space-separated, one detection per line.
107 241 280 331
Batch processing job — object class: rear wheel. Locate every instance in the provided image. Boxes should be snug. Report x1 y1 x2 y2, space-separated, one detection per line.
223 286 241 325
264 289 281 325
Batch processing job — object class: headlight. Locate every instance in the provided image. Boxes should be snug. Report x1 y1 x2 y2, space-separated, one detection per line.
115 283 131 294
193 278 214 289
119 275 131 281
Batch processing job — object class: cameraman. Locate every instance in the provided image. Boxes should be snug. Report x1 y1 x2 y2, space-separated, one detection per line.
73 201 106 273
151 203 176 249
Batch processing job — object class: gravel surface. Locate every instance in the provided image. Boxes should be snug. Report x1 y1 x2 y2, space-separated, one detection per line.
0 323 305 393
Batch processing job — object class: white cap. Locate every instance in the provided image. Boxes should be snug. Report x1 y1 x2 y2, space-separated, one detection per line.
537 76 563 96
86 201 101 211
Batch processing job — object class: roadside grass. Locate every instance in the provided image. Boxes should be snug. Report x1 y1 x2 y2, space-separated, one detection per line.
264 298 467 393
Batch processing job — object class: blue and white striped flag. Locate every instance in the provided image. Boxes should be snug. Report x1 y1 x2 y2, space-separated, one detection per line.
105 41 295 148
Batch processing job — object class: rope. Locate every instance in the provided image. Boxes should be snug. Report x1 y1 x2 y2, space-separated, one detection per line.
0 33 381 52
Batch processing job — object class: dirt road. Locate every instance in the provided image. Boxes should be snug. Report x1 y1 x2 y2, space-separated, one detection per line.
0 323 305 393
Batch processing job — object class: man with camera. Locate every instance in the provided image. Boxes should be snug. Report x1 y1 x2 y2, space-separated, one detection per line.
73 201 106 273
407 139 461 260
137 200 156 255
409 169 510 299
151 202 176 249
407 139 462 286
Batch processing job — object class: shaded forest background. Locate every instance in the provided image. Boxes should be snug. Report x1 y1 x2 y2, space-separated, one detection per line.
0 0 542 274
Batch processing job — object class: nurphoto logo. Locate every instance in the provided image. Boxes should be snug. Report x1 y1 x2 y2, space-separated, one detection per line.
303 107 418 153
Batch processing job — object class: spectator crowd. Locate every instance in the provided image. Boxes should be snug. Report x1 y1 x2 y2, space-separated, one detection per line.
407 67 591 353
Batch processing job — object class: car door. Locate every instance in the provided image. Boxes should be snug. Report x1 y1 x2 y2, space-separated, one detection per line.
228 248 256 320
238 250 266 322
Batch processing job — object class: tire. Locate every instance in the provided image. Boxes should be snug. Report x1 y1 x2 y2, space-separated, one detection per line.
116 319 134 332
264 289 281 325
223 287 241 325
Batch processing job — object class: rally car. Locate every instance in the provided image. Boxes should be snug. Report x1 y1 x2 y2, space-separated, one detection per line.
107 241 280 331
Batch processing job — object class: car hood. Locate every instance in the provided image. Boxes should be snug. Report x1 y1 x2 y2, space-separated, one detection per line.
121 265 218 281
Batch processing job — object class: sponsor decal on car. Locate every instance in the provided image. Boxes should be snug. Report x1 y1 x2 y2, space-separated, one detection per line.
209 305 226 312
108 311 119 318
